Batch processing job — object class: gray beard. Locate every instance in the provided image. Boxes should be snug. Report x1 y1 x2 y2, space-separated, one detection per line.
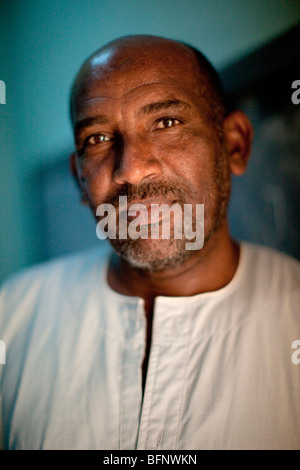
103 144 230 273
109 233 196 272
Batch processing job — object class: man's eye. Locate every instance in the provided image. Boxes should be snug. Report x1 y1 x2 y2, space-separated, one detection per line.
86 134 111 145
156 118 181 129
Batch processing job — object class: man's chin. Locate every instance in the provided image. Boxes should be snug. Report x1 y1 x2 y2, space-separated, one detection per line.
109 238 195 272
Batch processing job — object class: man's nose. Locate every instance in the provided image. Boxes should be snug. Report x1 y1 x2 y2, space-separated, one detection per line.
112 138 163 186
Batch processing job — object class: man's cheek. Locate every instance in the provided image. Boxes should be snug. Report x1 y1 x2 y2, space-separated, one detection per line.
80 170 111 208
80 156 111 186
153 133 202 172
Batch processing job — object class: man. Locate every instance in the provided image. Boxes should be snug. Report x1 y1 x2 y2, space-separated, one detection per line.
0 35 299 450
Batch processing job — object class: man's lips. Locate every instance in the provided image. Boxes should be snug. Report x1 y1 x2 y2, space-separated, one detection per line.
118 198 179 225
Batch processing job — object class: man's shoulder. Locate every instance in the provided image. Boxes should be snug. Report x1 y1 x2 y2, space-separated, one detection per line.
243 242 300 269
0 242 112 304
242 242 300 290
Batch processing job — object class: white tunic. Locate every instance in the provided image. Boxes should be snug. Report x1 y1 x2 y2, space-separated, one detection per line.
0 242 299 450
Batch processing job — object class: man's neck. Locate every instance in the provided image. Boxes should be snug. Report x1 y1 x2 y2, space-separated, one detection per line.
107 220 240 304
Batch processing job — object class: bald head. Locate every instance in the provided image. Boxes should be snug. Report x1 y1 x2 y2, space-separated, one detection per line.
70 35 226 130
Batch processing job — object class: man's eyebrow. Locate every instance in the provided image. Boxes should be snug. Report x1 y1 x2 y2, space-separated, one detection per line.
74 115 110 134
138 99 191 116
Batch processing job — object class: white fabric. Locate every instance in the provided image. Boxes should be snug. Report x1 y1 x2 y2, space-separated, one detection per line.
0 242 300 450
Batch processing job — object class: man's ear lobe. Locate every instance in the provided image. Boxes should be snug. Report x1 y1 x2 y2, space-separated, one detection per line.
69 152 89 205
223 111 253 176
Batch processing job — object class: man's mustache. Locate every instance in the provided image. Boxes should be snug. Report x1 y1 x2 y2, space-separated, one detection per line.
105 181 189 208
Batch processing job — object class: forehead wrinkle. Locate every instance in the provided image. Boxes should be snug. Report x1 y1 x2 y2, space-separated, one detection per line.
123 81 164 97
77 81 163 112
138 99 191 117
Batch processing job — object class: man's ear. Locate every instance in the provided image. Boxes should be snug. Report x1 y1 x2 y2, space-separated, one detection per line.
223 111 253 176
69 152 89 205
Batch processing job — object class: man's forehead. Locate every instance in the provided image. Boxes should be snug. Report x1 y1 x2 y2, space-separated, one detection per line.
77 74 198 108
72 40 201 116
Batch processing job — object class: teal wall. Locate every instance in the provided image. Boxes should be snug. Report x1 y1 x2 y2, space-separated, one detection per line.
1 0 300 282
